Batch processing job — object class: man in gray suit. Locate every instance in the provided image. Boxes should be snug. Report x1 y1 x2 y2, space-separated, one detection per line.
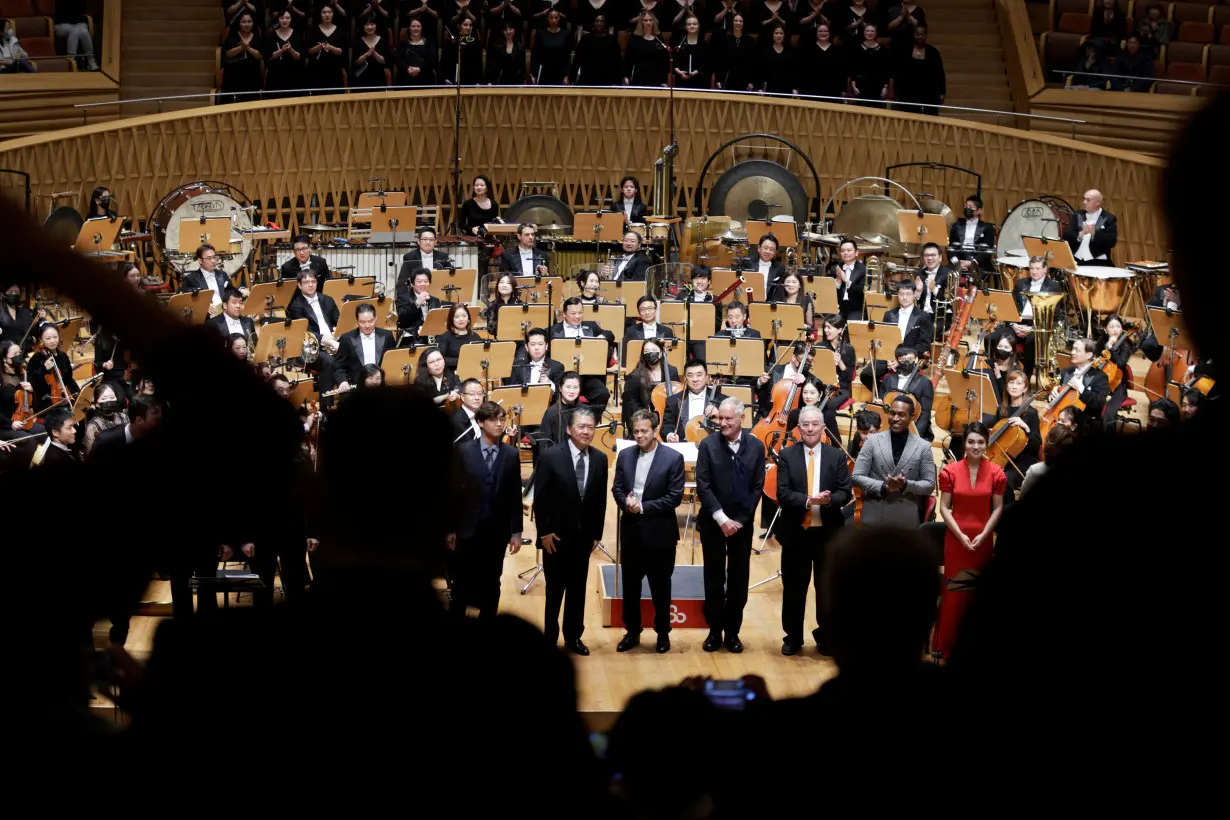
851 396 936 526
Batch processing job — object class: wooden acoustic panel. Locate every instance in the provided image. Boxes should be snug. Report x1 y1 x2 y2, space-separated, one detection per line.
0 88 1169 264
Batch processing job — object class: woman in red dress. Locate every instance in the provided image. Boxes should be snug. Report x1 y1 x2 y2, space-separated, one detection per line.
934 420 1006 658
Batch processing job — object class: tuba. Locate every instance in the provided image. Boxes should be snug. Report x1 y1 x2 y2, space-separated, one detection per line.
1027 292 1066 390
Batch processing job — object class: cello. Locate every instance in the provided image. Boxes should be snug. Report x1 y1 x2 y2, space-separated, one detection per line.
1038 349 1112 446
1098 325 1139 394
751 336 816 451
986 390 1047 470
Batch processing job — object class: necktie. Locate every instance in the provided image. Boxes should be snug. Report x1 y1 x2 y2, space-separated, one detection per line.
575 451 587 498
485 446 496 473
803 448 820 529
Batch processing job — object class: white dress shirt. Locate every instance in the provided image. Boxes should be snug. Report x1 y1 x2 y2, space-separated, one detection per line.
519 248 536 273
359 330 377 365
200 270 222 305
686 389 707 423
1020 277 1044 321
613 256 632 281
528 357 556 392
896 305 914 337
1075 209 1105 262
758 258 773 276
963 219 979 246
224 315 244 336
640 321 659 339
463 406 480 437
623 198 636 221
563 322 588 338
632 443 657 498
840 264 854 301
782 362 801 381
920 268 939 313
304 294 332 339
896 372 912 390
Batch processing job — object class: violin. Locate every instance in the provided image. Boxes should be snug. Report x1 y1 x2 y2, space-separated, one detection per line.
986 390 1047 471
9 361 35 431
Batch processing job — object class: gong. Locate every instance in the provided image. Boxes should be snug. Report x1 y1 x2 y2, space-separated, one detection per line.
44 206 84 248
707 160 809 224
503 195 573 231
918 197 957 230
831 194 907 257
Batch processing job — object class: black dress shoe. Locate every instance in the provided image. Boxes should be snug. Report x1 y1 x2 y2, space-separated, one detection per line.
616 634 640 652
725 635 744 653
565 639 590 656
656 635 670 653
702 633 723 652
781 639 802 656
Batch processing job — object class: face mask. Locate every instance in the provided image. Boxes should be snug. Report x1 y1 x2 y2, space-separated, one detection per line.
97 400 123 415
963 207 975 219
994 348 1012 361
3 293 21 305
643 351 661 366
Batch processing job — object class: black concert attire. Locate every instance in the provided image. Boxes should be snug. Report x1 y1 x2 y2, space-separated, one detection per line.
829 260 868 319
534 440 609 644
206 313 258 348
608 250 653 283
759 44 795 94
438 329 482 370
306 23 347 91
893 42 945 116
532 25 571 84
179 268 235 298
286 290 342 392
673 36 711 89
916 264 952 339
796 38 844 97
1058 363 1110 432
611 442 686 639
280 254 332 283
549 321 614 407
499 246 550 275
568 29 623 85
624 35 669 86
716 30 758 90
660 387 728 442
442 33 483 85
451 437 523 620
1063 208 1119 266
335 327 395 384
536 399 583 452
621 363 680 432
819 339 856 440
398 248 453 287
398 38 439 84
948 218 997 271
622 319 677 360
25 346 79 412
0 302 36 351
1097 333 1137 425
508 355 565 390
992 401 1040 501
1011 276 1065 381
461 198 499 236
264 27 305 97
350 35 392 88
485 40 527 84
219 29 264 105
878 369 935 441
848 39 892 106
695 430 766 643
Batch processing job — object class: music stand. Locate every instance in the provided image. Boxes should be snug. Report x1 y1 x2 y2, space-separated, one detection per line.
245 280 298 317
863 291 896 322
355 190 409 211
574 211 624 243
803 275 839 315
625 338 685 374
705 338 764 379
167 291 214 325
369 206 418 244
657 301 689 341
429 267 478 305
746 220 798 247
809 348 838 387
847 320 903 370
896 211 948 250
489 384 553 432
939 369 998 429
687 302 717 342
256 318 309 364
383 345 428 385
421 306 454 338
457 340 517 388
973 289 1021 324
588 304 625 349
177 217 234 256
73 216 123 254
484 222 519 236
711 268 764 303
597 280 646 316
1146 306 1193 354
323 276 375 303
70 374 103 424
749 303 805 348
515 275 564 313
497 304 551 342
1023 235 1077 273
550 338 608 377
289 377 319 407
333 296 400 337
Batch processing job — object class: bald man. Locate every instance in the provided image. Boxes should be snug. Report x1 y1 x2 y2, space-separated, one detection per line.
1063 189 1118 266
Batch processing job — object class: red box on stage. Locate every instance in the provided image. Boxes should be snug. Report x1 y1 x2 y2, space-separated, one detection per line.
599 564 710 629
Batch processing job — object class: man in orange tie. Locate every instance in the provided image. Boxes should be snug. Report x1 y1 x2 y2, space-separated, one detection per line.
773 406 852 656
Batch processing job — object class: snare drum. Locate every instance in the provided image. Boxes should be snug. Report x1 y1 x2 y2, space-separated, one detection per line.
994 255 1031 291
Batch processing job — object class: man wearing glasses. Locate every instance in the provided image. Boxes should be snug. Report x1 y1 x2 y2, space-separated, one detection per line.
622 295 677 360
179 244 247 311
450 378 489 444
279 234 332 284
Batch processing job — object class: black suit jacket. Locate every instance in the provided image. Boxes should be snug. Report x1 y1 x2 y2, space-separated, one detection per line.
1063 209 1118 262
1059 364 1110 421
695 430 766 527
774 441 852 539
397 249 454 289
499 247 550 275
1012 277 1066 324
533 441 609 545
660 388 728 441
612 443 686 548
280 255 331 283
454 438 522 542
0 305 35 349
829 261 866 314
92 324 131 373
286 292 341 337
507 356 565 389
621 200 648 225
882 306 934 355
549 321 616 346
741 254 787 299
914 266 951 316
335 327 395 384
611 251 653 283
622 321 677 360
88 424 128 463
948 219 996 253
207 313 258 345
879 371 935 441
179 269 233 296
450 407 480 444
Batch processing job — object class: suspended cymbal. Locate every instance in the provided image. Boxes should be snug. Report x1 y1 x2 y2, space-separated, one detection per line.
918 197 957 230
719 227 747 241
537 223 571 233
707 160 809 224
832 195 906 257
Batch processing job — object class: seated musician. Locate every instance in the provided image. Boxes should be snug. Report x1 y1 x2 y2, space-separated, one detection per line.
499 223 549 276
847 409 882 461
549 296 614 408
508 327 563 391
757 341 813 419
1139 284 1179 362
689 266 714 303
207 287 258 347
335 303 395 391
828 238 866 321
1147 396 1180 430
26 324 79 413
228 333 249 361
784 377 826 434
360 364 386 388
82 381 129 456
623 295 677 359
947 194 996 271
1096 314 1135 425
1 340 35 436
178 244 238 309
438 303 481 370
398 226 453 284
820 315 856 428
577 270 611 307
450 378 487 444
484 273 522 338
286 269 342 394
741 233 786 299
878 343 935 442
777 272 815 329
622 339 680 433
993 367 1041 500
981 328 1020 404
604 230 653 282
413 347 461 407
914 242 951 336
1010 256 1065 383
860 280 932 388
1180 388 1201 421
714 300 762 341
661 358 726 442
1050 337 1109 431
279 234 331 283
395 268 442 335
536 371 585 451
34 407 79 468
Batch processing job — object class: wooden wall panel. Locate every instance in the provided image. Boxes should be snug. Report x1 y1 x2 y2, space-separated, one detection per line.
0 88 1168 263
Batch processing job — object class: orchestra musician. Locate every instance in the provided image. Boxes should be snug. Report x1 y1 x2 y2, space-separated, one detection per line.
914 242 951 337
980 328 1020 405
508 327 563 391
1 340 34 436
1147 396 1180 429
438 303 482 370
877 344 934 442
860 280 932 389
622 339 679 432
279 234 332 283
0 283 38 350
618 176 648 226
335 303 394 391
1018 424 1075 498
829 238 866 321
499 223 550 276
785 378 827 434
207 287 258 347
1180 388 1201 421
577 270 611 306
851 395 937 526
1010 256 1064 384
948 194 997 271
993 368 1040 500
358 364 386 388
396 268 443 336
848 409 882 461
661 359 726 442
604 230 653 282
757 341 813 418
774 405 852 656
536 371 585 451
1096 314 1135 425
33 406 79 469
397 226 453 284
776 272 816 329
286 269 342 393
549 296 614 408
228 333 250 361
450 378 487 443
611 408 686 653
741 233 786 300
447 400 523 622
818 315 856 441
483 272 522 338
26 324 79 413
623 295 677 359
413 347 461 407
688 266 715 303
1050 337 1109 431
713 300 762 341
1063 189 1118 266
696 398 766 653
178 244 237 309
460 175 499 238
534 405 608 655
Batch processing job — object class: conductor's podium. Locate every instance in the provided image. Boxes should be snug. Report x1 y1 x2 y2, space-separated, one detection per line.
599 564 709 630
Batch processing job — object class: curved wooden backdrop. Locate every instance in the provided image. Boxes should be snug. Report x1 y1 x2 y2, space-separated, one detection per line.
0 88 1168 263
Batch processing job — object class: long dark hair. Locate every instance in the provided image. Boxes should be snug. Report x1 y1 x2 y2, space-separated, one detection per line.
413 346 451 389
89 186 110 216
627 341 667 409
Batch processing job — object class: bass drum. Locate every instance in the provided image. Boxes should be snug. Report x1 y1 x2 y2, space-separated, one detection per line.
997 198 1062 258
148 181 255 276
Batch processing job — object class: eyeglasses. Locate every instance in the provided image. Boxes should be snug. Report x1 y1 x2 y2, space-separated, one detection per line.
463 390 485 397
